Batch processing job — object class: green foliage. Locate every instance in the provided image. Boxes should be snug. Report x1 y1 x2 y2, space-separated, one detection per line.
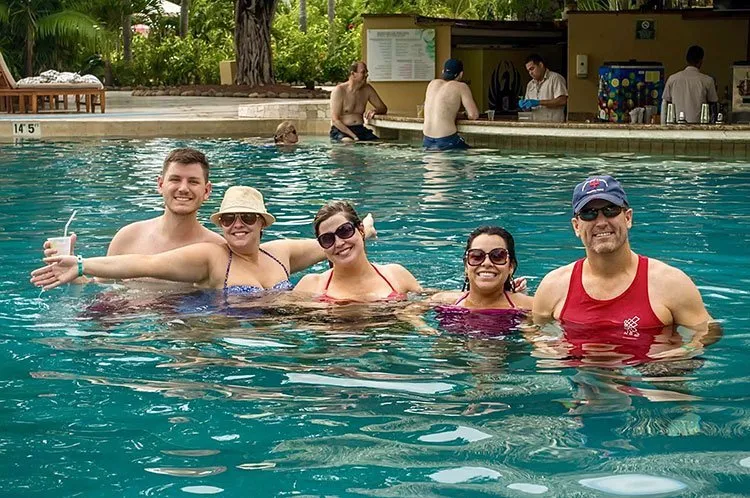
112 33 234 86
272 0 362 85
0 0 100 75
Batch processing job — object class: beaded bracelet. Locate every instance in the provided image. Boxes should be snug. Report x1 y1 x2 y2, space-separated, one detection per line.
76 255 84 277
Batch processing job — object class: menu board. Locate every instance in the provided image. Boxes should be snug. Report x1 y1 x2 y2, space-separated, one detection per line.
366 29 436 82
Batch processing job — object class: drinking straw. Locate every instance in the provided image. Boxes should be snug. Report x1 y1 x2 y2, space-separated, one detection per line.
63 210 77 237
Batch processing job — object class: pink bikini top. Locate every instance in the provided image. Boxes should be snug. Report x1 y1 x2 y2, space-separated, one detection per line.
453 291 516 308
319 264 404 303
435 291 525 336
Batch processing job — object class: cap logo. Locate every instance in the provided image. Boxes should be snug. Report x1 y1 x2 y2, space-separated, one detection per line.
582 178 608 195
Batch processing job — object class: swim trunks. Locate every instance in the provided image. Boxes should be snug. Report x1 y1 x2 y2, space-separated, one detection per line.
330 124 379 142
423 133 470 151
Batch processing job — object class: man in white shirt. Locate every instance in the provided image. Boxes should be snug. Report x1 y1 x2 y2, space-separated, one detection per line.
520 54 568 122
663 45 718 123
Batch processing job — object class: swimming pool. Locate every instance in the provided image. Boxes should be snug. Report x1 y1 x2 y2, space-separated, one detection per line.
1 139 749 496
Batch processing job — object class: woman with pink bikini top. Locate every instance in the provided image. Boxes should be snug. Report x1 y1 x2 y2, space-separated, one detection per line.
293 201 422 303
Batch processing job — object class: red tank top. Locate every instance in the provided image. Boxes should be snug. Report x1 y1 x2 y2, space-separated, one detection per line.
559 255 667 365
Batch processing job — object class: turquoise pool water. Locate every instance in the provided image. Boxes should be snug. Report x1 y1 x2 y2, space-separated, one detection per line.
1 139 749 496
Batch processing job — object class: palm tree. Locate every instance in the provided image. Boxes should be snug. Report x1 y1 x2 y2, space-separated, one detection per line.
0 0 99 76
299 0 306 32
235 0 278 86
180 0 190 37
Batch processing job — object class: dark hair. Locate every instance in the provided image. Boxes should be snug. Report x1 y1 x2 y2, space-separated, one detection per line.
686 45 704 66
162 148 209 182
525 53 545 66
462 226 518 292
313 201 362 236
349 61 365 75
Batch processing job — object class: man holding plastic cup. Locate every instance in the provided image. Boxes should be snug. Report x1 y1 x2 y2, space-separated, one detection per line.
519 53 568 122
43 148 225 281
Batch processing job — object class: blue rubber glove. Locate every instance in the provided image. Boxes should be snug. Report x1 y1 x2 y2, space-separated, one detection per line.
526 99 540 109
517 98 527 110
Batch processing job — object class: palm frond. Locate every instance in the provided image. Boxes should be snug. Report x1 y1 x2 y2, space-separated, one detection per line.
36 10 100 42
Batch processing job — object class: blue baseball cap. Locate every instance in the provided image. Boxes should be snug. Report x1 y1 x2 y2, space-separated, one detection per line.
442 58 463 80
572 175 629 213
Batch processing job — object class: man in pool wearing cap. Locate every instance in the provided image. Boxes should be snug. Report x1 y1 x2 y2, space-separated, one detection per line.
329 61 387 142
422 58 479 151
532 175 718 361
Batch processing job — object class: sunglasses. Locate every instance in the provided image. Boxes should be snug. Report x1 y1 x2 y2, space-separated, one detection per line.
317 222 357 249
219 212 260 228
576 205 625 222
465 248 509 266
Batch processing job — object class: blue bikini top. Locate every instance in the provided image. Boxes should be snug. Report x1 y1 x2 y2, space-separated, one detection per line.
223 247 293 296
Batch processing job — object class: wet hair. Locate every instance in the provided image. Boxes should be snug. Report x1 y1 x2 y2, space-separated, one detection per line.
686 45 704 66
313 201 362 236
524 53 545 66
162 147 209 182
462 226 518 292
274 121 297 144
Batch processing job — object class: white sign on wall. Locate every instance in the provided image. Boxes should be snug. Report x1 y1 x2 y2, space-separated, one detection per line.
366 29 436 82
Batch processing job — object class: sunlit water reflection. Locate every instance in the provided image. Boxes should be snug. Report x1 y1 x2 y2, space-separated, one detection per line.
1 139 749 495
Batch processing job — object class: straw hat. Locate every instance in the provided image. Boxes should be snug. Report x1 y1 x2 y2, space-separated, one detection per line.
210 186 275 227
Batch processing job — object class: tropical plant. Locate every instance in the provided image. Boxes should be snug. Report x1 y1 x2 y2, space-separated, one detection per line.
0 0 99 76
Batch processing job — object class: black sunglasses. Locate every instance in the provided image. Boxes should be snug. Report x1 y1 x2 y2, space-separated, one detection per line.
576 205 625 222
317 222 357 249
219 213 260 228
465 248 509 266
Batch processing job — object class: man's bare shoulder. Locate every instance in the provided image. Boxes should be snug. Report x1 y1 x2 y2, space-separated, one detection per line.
532 262 575 319
540 262 576 286
200 226 225 244
647 257 693 286
109 218 158 243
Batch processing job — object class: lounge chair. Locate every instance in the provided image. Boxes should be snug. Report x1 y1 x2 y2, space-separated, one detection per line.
0 52 105 114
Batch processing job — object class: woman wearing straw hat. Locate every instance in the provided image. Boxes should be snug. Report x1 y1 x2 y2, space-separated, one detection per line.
293 201 421 302
31 187 374 294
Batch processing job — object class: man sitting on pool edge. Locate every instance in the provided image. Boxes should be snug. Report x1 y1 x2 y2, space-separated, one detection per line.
329 61 387 142
422 58 479 151
532 175 721 361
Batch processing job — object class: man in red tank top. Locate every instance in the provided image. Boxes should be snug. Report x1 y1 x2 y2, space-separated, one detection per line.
532 175 717 365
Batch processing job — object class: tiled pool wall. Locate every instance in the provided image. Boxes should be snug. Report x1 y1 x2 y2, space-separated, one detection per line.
384 127 748 158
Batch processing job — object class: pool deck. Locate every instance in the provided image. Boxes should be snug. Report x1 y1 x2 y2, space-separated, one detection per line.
0 91 331 140
370 116 750 159
2 92 749 158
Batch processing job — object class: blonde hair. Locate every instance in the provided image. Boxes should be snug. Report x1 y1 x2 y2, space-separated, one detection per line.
274 121 297 144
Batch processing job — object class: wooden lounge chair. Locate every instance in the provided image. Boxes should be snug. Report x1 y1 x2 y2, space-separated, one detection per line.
0 52 105 114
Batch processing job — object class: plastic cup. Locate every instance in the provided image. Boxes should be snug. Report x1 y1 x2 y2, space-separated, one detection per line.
47 236 72 256
487 110 495 121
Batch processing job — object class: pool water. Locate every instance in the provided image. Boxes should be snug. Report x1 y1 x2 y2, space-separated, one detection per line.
1 139 749 496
